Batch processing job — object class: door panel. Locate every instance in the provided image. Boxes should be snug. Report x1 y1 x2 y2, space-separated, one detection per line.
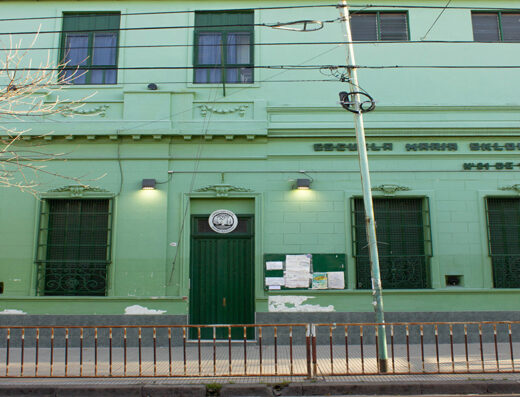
190 215 254 339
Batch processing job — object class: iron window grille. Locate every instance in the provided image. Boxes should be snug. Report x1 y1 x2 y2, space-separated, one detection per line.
472 12 520 42
194 11 254 84
35 199 113 296
485 197 520 288
60 13 120 84
351 197 432 289
350 12 409 41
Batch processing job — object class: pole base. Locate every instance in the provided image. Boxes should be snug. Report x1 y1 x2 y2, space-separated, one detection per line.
378 358 389 373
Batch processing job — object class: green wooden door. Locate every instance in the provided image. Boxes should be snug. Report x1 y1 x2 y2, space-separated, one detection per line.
189 214 254 339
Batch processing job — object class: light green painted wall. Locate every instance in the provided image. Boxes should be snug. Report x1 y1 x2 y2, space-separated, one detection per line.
1 0 520 316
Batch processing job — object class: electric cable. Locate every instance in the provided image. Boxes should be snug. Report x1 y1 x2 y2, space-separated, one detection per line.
420 0 453 40
0 4 344 23
0 3 519 23
0 18 343 37
7 64 520 73
8 39 520 53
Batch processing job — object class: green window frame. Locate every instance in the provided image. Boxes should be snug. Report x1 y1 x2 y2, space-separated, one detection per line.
350 11 409 41
485 197 520 288
60 13 120 85
194 10 254 84
472 11 520 42
35 199 113 296
352 197 432 289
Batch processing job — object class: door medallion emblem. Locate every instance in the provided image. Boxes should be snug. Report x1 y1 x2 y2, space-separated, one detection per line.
208 209 238 234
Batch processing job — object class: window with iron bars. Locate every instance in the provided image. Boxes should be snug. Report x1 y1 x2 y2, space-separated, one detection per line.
486 197 520 288
35 199 112 296
352 197 432 289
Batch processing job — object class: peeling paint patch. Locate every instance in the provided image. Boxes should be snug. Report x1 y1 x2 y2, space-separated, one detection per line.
124 305 166 315
268 296 334 312
0 309 27 315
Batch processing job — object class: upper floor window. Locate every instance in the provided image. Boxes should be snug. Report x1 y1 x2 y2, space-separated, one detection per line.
472 12 520 42
36 199 112 296
486 197 520 288
60 13 120 84
194 11 254 84
350 12 408 41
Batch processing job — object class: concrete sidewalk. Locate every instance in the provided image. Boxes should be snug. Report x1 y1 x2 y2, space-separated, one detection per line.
1 374 520 396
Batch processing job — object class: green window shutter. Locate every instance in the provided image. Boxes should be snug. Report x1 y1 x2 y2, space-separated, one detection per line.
350 14 378 41
61 13 120 85
194 11 254 84
37 199 111 296
379 13 408 41
472 13 500 41
350 12 408 41
353 198 430 289
501 13 520 41
486 198 520 288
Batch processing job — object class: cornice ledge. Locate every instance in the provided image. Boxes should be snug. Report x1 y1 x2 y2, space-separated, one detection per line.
194 184 253 198
42 184 112 198
372 184 411 195
499 184 520 194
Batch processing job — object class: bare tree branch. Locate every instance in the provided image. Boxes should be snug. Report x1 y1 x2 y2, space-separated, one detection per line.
1 33 99 195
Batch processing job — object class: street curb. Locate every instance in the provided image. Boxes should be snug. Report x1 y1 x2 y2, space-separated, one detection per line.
143 385 207 397
0 380 519 396
219 384 272 396
275 381 520 396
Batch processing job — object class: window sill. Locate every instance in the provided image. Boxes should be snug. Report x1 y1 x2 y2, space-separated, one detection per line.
61 84 123 90
186 82 260 89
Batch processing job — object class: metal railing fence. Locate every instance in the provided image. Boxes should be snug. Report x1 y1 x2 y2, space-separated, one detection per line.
0 321 519 378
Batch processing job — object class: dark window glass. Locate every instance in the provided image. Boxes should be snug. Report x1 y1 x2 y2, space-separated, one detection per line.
61 13 120 84
37 199 111 296
351 12 408 41
353 198 430 289
380 13 408 40
486 198 520 288
472 13 500 41
194 11 254 84
472 12 520 42
351 14 377 41
501 13 520 41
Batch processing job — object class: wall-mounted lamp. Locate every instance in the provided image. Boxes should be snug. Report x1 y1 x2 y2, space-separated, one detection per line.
147 83 158 91
141 179 157 190
294 178 312 190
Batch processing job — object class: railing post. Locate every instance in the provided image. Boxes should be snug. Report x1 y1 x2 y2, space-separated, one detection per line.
311 324 317 378
305 324 312 378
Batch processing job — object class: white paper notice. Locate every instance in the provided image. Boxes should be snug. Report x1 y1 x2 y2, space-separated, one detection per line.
266 261 284 270
268 285 281 290
284 272 311 288
285 255 311 273
327 272 345 289
265 277 285 286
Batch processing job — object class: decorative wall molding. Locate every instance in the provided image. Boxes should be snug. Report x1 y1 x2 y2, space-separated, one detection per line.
199 104 248 117
195 184 253 198
499 184 520 194
372 184 411 195
61 105 109 117
46 185 111 198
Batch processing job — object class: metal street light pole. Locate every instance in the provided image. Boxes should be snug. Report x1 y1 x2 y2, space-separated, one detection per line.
338 0 389 372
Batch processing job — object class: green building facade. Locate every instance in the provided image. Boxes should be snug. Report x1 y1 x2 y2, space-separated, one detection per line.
1 0 520 326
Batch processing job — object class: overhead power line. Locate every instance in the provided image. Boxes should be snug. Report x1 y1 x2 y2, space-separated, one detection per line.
5 64 520 73
8 40 520 52
0 3 519 23
0 4 341 23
